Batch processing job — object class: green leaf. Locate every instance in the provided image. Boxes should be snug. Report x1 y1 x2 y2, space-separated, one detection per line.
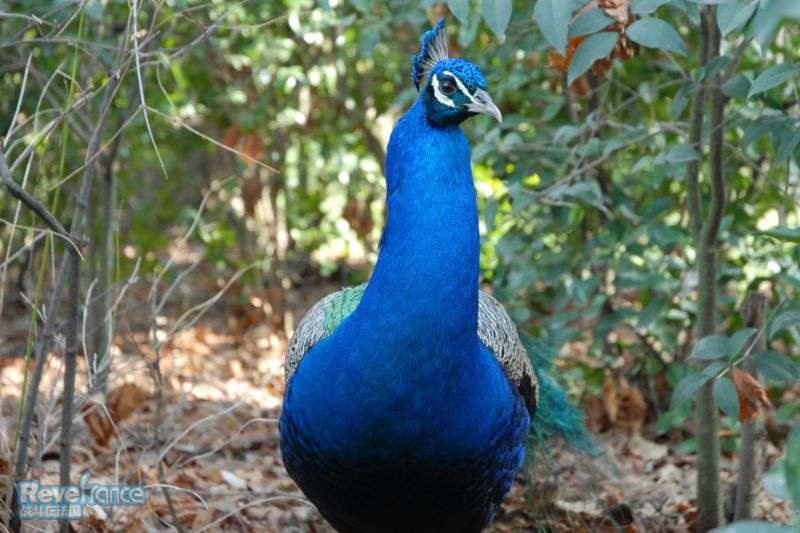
717 1 758 36
722 73 751 99
671 83 694 119
567 32 618 85
764 461 790 500
482 0 513 39
627 17 687 56
742 117 780 148
671 370 712 409
786 425 800 510
748 64 800 99
681 2 701 25
561 180 607 212
729 327 758 357
749 0 800 48
775 124 800 162
769 309 800 338
534 0 573 54
703 361 727 378
457 7 481 46
554 124 582 145
664 144 699 164
752 350 800 385
631 0 673 15
759 226 800 243
448 0 471 23
638 296 668 328
692 334 730 360
713 521 795 533
713 377 739 419
569 9 614 37
697 55 732 82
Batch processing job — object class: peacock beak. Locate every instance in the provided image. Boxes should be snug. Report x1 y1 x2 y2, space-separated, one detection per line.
467 88 503 123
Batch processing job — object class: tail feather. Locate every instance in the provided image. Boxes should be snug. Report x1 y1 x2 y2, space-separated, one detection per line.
521 335 595 452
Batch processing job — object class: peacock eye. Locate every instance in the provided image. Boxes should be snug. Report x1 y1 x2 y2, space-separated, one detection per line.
439 79 456 96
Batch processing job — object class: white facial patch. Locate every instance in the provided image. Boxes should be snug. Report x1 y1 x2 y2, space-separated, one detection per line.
431 74 455 108
443 70 480 106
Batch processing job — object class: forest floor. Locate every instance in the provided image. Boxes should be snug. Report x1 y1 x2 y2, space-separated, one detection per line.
0 273 794 532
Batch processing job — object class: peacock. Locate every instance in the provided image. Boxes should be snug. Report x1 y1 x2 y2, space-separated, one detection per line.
279 18 588 533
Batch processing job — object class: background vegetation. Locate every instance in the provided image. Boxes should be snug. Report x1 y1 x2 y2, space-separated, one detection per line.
1 0 799 531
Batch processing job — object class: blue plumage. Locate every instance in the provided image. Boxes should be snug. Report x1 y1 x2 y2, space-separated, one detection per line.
280 19 586 533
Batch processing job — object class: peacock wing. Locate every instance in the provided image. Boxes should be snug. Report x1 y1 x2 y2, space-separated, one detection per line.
478 292 539 417
284 284 367 382
284 286 538 417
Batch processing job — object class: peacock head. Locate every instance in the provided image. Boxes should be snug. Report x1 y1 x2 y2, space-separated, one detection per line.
411 18 502 127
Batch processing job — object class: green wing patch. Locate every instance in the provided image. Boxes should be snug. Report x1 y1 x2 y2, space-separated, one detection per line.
322 283 367 335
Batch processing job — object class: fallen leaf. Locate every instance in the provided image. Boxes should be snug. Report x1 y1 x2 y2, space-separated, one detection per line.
107 383 147 422
731 368 772 423
83 383 147 446
603 374 648 436
221 469 248 490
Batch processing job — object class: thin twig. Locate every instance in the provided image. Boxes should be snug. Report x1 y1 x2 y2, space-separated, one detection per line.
0 153 77 248
3 52 32 149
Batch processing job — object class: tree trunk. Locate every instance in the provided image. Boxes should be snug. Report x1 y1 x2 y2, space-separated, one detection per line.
690 7 726 531
734 292 767 520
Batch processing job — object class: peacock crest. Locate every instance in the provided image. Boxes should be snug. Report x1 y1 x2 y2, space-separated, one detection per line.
411 18 449 91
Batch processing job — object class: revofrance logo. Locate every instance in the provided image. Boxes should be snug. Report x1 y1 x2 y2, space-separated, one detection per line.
16 475 147 520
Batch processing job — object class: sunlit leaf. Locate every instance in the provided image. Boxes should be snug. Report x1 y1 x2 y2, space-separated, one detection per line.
568 32 619 85
569 9 614 37
534 0 574 54
748 64 800 99
482 0 513 39
749 0 800 47
717 0 758 36
448 0 471 23
630 0 672 15
627 17 687 56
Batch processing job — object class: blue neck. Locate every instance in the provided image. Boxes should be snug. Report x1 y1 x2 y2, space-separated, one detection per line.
356 99 479 347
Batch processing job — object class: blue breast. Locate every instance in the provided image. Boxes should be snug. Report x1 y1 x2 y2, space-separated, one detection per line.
280 341 530 533
279 98 530 532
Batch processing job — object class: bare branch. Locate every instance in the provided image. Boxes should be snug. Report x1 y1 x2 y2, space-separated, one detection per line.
0 152 77 248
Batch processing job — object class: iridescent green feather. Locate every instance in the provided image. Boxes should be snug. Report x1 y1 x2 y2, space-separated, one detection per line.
323 284 367 335
317 284 591 452
521 334 594 452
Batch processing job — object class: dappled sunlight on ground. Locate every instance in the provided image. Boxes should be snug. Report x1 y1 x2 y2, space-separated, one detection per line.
0 284 794 531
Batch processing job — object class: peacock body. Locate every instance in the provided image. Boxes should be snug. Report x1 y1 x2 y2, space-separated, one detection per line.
279 19 586 533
